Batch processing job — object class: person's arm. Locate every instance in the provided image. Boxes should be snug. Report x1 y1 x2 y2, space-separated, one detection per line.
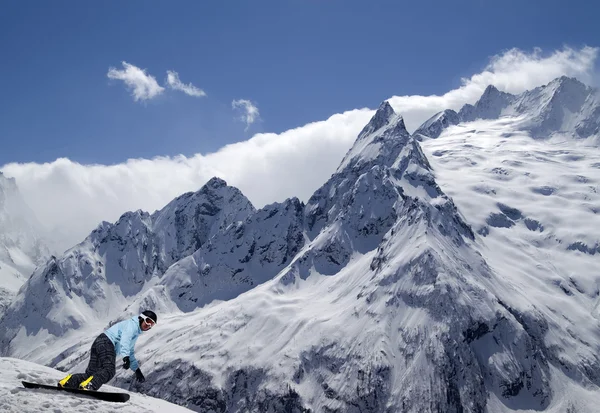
119 321 140 371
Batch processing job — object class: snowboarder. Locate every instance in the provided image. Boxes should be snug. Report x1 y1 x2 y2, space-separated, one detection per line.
58 310 157 391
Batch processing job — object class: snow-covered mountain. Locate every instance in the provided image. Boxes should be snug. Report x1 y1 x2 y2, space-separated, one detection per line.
159 196 305 312
0 172 50 316
417 76 600 141
105 103 598 412
414 109 461 141
0 177 255 360
2 77 600 412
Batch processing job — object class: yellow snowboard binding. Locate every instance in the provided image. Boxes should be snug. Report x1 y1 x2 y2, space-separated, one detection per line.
58 374 72 388
79 375 94 390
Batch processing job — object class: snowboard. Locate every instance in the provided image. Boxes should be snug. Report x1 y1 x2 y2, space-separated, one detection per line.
21 381 130 403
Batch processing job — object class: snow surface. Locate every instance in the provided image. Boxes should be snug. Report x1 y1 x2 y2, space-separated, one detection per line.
0 357 193 412
418 117 600 412
1 78 600 412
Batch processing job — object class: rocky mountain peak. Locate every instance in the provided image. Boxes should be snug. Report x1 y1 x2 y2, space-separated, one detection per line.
414 109 461 140
203 176 228 190
337 101 409 173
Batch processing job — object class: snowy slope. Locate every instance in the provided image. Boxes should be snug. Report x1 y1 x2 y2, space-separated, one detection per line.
0 357 193 412
419 76 600 142
575 92 600 138
419 117 600 410
0 172 50 316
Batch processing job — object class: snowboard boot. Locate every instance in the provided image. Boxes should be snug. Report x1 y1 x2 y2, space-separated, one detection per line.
79 376 94 391
58 374 72 388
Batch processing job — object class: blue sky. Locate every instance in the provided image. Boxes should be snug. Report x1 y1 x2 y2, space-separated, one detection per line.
0 0 598 166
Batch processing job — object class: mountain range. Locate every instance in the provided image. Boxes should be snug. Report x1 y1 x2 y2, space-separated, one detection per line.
414 76 600 142
0 76 599 412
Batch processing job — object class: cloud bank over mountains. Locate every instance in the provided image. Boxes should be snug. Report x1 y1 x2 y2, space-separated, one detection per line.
2 46 598 251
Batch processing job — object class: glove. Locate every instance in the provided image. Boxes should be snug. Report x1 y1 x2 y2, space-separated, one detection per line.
135 368 145 383
122 356 130 370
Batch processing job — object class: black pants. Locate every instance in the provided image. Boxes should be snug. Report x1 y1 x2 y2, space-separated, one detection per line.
65 333 116 390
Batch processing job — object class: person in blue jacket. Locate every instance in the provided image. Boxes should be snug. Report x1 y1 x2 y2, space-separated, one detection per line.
58 310 157 390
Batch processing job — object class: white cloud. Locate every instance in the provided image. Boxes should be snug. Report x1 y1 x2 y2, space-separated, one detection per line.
166 70 206 97
107 61 165 101
232 99 260 129
3 46 598 252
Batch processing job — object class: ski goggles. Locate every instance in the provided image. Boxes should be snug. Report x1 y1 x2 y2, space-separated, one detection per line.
139 314 156 327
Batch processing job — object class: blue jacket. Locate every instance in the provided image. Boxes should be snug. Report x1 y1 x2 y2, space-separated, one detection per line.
104 316 141 371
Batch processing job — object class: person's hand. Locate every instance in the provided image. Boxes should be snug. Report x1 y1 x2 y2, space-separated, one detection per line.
135 368 145 383
122 356 130 370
